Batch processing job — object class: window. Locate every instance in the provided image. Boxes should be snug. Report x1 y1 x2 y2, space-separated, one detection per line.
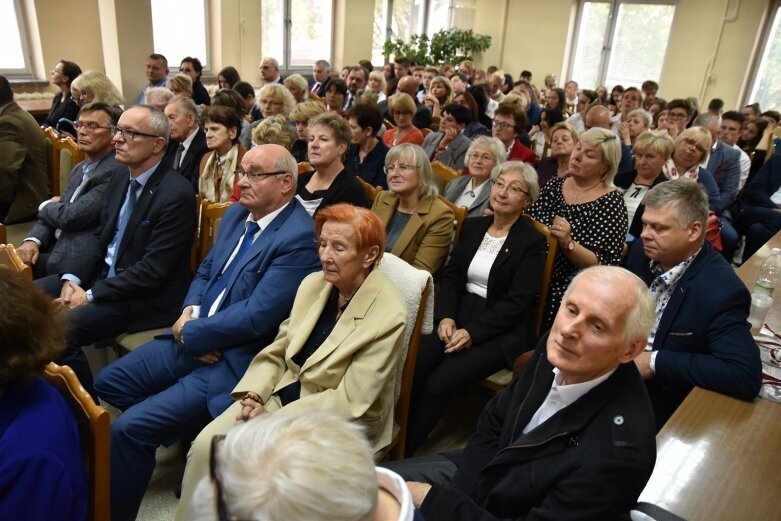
570 1 676 89
261 0 333 71
0 0 33 77
747 2 781 110
150 0 209 70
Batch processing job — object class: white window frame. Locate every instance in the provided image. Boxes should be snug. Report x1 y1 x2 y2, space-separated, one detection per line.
151 0 211 74
745 0 781 109
568 0 677 87
1 0 35 79
266 0 334 75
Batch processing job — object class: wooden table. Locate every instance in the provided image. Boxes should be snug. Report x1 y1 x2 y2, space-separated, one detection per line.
17 98 52 124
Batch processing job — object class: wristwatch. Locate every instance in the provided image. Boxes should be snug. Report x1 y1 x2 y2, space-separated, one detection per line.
567 240 576 252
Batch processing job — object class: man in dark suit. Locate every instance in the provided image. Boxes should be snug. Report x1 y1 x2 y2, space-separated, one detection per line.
735 155 781 261
624 179 762 430
17 102 123 278
164 95 207 192
309 59 332 97
378 75 432 130
259 56 283 85
39 105 196 399
0 75 48 224
387 266 657 520
94 144 321 521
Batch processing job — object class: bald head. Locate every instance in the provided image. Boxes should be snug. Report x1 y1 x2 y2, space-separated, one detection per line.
585 105 612 130
237 144 298 219
397 76 420 98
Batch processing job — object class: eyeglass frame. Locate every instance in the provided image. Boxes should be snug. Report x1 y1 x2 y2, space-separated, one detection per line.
73 121 111 133
492 177 530 197
110 125 164 141
234 169 290 183
383 164 416 175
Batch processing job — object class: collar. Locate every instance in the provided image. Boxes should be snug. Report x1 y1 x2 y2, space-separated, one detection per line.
0 101 14 117
551 367 615 407
245 200 290 230
181 127 199 149
648 247 701 284
130 160 161 188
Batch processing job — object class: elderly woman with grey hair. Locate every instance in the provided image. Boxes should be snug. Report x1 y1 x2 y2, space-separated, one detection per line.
443 136 506 217
371 144 455 273
529 127 628 328
406 161 547 456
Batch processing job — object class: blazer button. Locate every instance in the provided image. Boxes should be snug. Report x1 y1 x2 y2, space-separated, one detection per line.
613 415 624 425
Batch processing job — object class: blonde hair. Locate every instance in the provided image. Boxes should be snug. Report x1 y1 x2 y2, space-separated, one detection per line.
71 70 123 106
389 93 416 116
251 114 295 148
385 144 439 199
167 74 193 95
289 100 327 123
633 130 674 158
579 127 621 187
258 83 296 116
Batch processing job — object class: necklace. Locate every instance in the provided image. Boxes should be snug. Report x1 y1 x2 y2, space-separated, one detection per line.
338 291 353 302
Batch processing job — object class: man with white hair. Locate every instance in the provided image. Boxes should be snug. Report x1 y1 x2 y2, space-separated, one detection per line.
389 265 658 520
259 56 283 85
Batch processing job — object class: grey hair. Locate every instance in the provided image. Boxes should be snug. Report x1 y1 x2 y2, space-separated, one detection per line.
692 112 717 129
168 95 199 119
642 178 708 241
284 73 309 92
262 56 279 69
139 104 171 145
190 412 377 521
258 83 296 116
466 136 507 180
579 127 621 188
146 86 174 105
273 144 299 191
385 143 439 199
627 108 651 129
564 266 655 344
314 59 331 69
495 161 540 204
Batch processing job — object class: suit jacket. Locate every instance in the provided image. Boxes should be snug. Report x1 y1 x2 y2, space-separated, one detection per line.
437 216 546 364
192 80 211 106
744 154 781 208
421 338 657 521
707 139 742 211
308 76 332 98
444 175 491 217
624 240 762 429
0 102 49 224
178 199 320 415
28 152 121 275
421 132 471 171
62 160 196 332
232 269 407 453
372 191 454 273
166 127 208 193
296 168 369 214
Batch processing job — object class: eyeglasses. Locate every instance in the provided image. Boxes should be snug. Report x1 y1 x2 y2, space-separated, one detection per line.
384 164 416 174
393 111 413 117
680 137 707 155
110 125 163 141
234 169 288 183
74 121 111 133
493 178 530 196
492 121 514 130
470 153 495 163
668 111 689 120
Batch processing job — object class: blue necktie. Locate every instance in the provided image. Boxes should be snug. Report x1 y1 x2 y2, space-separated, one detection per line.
108 179 141 277
200 222 260 313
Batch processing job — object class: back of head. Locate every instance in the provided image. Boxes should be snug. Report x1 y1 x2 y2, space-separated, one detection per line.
252 114 295 148
212 88 247 118
348 102 383 133
0 74 13 105
642 178 708 239
442 103 472 125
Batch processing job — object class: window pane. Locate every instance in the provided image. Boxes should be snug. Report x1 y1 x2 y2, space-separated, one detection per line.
391 0 425 41
261 0 284 64
151 0 208 68
372 0 389 66
0 0 26 70
749 6 781 111
604 3 675 88
427 0 451 35
451 0 477 30
571 2 610 90
290 0 333 68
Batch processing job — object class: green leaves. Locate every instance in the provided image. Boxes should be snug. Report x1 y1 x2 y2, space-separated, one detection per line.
383 28 492 66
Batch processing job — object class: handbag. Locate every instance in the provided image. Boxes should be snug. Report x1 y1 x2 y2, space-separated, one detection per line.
706 211 723 252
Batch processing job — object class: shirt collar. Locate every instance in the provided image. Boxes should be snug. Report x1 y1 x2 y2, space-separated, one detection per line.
648 248 700 285
131 160 161 188
552 367 615 406
245 200 290 230
181 127 199 149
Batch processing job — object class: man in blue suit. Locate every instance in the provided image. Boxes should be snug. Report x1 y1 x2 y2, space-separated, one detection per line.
624 179 762 430
95 144 321 521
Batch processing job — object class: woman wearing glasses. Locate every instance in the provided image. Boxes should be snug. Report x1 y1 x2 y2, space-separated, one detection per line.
382 93 425 148
491 103 536 164
405 161 546 456
197 106 245 203
371 144 454 273
443 136 506 217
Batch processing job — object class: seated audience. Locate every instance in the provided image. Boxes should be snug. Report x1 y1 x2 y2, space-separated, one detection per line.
565 88 596 133
180 56 211 106
662 98 694 138
529 128 627 328
405 161 546 456
191 412 418 521
232 81 261 122
380 75 433 130
389 266 657 520
71 70 124 108
515 79 542 127
535 122 578 187
297 111 368 215
43 59 82 131
18 103 124 278
217 66 240 89
545 87 568 116
167 73 193 99
612 87 643 131
0 270 87 521
493 102 535 163
420 103 473 171
654 109 669 130
718 110 752 190
0 75 48 224
444 136 506 217
372 144 454 273
175 204 407 520
289 100 327 163
164 95 208 193
284 73 317 104
383 93 425 147
198 105 245 202
240 83 296 149
251 114 295 149
618 108 651 147
422 75 453 120
624 179 762 430
453 90 491 138
95 144 320 521
738 118 770 177
735 155 781 261
665 127 721 212
310 59 333 98
346 102 390 189
530 107 564 160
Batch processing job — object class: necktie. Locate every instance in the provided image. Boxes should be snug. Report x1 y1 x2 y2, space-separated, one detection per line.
311 81 321 94
173 143 185 170
200 222 260 313
108 179 141 277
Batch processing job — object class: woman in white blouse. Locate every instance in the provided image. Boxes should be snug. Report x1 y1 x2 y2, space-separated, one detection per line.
405 161 548 456
443 136 506 217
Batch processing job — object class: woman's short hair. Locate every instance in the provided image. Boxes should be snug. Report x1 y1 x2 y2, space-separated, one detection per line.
290 100 327 124
71 70 123 107
675 126 712 162
168 74 193 94
308 111 351 146
495 160 540 204
633 130 674 158
59 59 82 87
181 57 203 79
368 69 386 90
627 108 651 129
212 88 248 118
385 144 439 199
643 178 709 235
349 103 383 134
550 121 579 146
232 81 255 101
466 136 507 180
284 74 309 92
192 412 378 521
315 204 386 263
441 103 472 125
326 79 348 97
0 270 66 389
579 127 621 187
252 114 295 148
218 66 241 88
430 76 453 101
389 93 416 116
201 105 242 145
494 103 527 134
499 92 528 114
258 83 296 116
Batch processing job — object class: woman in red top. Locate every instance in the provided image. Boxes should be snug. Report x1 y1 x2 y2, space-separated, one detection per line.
382 93 424 148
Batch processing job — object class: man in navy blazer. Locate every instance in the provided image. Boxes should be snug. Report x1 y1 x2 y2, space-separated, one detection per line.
735 155 781 261
624 179 762 430
95 144 320 521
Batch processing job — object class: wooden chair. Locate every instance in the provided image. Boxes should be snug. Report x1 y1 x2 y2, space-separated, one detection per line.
43 362 110 521
55 135 85 197
431 160 460 186
0 222 5 244
437 195 468 249
383 118 395 129
190 195 205 272
0 243 32 280
43 127 61 194
198 200 233 263
357 176 383 203
480 215 558 393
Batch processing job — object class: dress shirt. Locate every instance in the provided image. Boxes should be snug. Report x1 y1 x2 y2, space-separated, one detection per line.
176 127 199 169
733 143 751 191
454 178 489 208
646 250 700 354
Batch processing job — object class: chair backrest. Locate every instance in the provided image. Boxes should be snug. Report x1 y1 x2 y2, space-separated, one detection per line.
437 195 468 249
383 118 395 129
431 160 460 186
0 223 6 244
42 362 110 521
198 200 232 263
190 194 204 272
56 136 85 197
0 243 32 280
42 127 59 196
377 253 434 460
356 176 383 203
522 214 558 336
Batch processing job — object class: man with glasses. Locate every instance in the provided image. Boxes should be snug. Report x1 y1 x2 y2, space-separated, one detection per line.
94 143 320 521
19 103 123 279
663 98 694 138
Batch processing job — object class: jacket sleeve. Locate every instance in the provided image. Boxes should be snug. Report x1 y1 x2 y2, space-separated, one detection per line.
697 168 722 213
0 119 26 204
711 149 741 210
411 204 455 274
744 156 779 208
37 165 115 232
